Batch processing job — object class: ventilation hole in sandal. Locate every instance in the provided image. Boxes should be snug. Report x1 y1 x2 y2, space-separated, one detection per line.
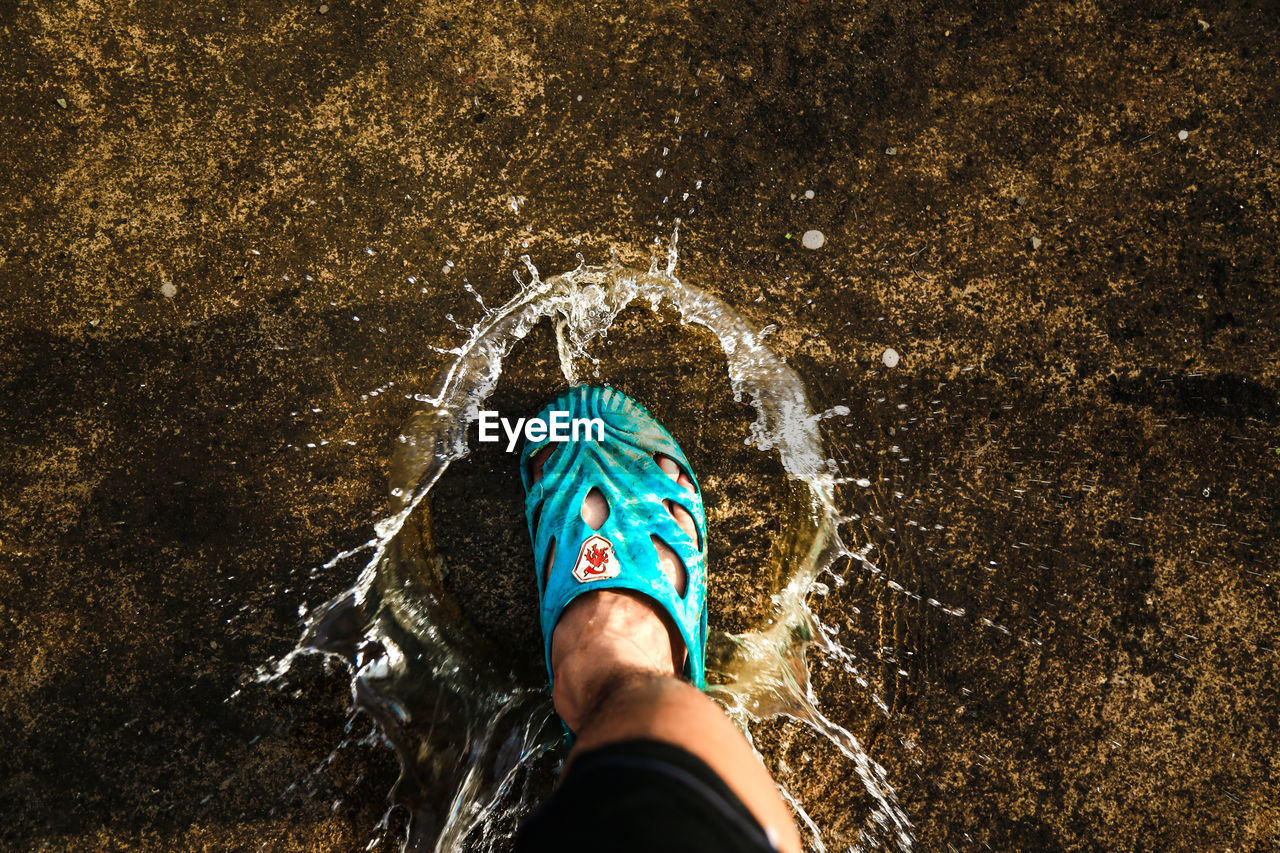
581 486 609 530
651 534 688 598
540 537 556 595
654 453 696 494
527 445 555 485
663 498 702 552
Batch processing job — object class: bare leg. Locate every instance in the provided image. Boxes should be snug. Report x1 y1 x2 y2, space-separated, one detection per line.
541 453 802 853
550 592 802 853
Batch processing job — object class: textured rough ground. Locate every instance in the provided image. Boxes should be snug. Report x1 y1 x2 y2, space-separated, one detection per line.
2 1 1278 850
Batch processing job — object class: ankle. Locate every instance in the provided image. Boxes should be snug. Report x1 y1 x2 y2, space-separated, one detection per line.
550 591 682 731
552 632 673 732
554 665 667 734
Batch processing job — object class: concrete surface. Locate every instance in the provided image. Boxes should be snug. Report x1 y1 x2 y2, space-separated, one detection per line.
2 0 1278 850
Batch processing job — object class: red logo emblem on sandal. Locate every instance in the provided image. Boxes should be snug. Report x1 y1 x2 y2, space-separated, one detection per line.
573 534 620 582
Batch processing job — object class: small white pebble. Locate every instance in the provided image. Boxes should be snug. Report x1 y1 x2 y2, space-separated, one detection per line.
885 146 898 156
1177 129 1189 141
56 98 68 109
804 189 815 199
1029 235 1043 250
882 347 900 368
160 280 177 299
801 229 825 250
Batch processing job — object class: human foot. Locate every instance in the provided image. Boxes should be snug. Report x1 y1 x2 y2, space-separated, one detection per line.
532 448 698 730
518 385 709 730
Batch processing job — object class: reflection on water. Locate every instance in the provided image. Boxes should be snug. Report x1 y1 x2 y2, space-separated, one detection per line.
261 245 915 852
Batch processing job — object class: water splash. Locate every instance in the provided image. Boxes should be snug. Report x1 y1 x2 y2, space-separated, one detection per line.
267 253 914 852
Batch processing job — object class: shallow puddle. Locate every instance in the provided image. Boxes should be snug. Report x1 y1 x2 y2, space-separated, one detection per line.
264 252 915 852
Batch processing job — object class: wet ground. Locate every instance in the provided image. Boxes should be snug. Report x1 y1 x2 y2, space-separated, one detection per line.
3 0 1279 850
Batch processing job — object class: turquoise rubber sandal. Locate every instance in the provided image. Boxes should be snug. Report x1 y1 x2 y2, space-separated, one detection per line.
519 385 709 708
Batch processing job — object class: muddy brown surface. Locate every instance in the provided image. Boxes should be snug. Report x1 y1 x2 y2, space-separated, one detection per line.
2 1 1278 850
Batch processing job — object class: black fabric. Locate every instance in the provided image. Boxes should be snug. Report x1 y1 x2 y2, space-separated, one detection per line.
513 738 778 852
